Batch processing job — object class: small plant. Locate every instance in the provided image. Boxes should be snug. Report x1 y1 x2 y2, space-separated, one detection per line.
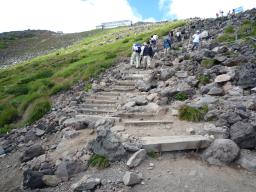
179 105 208 122
201 58 215 68
224 25 235 34
174 92 188 101
122 38 129 43
197 75 210 85
89 154 110 169
84 83 92 92
217 33 235 43
147 151 160 159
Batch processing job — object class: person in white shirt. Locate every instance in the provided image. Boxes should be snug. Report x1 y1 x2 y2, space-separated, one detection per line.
192 30 200 51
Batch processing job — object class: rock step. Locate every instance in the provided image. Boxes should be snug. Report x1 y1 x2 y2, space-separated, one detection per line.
123 75 145 80
113 113 155 118
80 103 118 109
96 92 121 96
141 135 211 152
87 95 120 100
77 108 116 114
114 80 136 86
121 70 152 74
123 120 173 126
83 99 117 104
104 86 135 92
75 114 121 123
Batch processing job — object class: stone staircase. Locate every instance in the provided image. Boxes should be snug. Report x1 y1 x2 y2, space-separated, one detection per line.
76 66 210 152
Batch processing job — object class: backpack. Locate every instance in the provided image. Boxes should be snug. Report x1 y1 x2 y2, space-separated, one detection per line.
150 39 156 46
133 43 141 53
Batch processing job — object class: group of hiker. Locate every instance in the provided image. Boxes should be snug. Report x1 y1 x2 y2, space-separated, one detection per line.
130 29 201 69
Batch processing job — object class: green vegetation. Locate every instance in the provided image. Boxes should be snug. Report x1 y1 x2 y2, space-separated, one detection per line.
197 75 210 85
147 150 160 159
201 58 215 68
0 20 186 132
84 83 92 92
89 154 110 169
179 105 208 122
0 40 7 49
224 25 235 34
174 92 188 101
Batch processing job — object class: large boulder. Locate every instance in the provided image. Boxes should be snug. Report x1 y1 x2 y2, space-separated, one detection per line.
126 149 146 168
237 149 256 172
23 170 46 189
237 63 256 88
230 122 256 149
202 139 240 165
159 68 175 81
20 144 45 162
87 120 126 161
123 172 142 186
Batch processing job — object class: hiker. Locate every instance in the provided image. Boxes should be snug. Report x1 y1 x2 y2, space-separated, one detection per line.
168 30 174 41
150 34 158 57
163 37 171 56
141 41 153 69
130 43 141 68
192 30 200 51
176 31 182 42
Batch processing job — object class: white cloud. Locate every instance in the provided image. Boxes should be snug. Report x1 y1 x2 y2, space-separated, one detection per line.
168 0 255 19
0 0 142 33
159 0 170 10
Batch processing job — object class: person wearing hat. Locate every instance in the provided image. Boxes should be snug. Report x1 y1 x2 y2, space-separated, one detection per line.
192 30 200 51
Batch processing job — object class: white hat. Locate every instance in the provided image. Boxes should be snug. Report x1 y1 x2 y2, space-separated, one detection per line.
196 30 200 33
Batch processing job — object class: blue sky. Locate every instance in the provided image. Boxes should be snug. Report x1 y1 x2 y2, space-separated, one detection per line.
0 0 255 33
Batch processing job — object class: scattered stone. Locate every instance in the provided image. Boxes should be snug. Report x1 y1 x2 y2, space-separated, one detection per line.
230 122 256 149
23 170 45 189
72 175 101 192
123 142 141 152
202 139 240 165
20 144 45 162
34 128 45 137
123 172 142 186
127 149 146 168
208 87 224 96
42 175 61 187
237 149 256 172
214 74 231 83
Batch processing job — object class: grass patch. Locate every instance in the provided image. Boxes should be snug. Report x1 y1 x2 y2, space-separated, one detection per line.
197 75 210 85
24 97 51 124
0 106 19 127
89 154 110 169
179 105 208 122
84 83 92 92
5 84 29 96
122 38 130 43
147 151 160 159
201 58 215 68
224 25 235 34
0 40 7 49
174 92 188 101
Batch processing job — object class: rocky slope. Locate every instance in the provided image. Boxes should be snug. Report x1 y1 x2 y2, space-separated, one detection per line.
0 8 256 192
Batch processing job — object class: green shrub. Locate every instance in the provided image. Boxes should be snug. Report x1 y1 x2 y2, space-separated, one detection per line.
198 75 210 85
217 33 235 43
224 25 235 34
201 58 215 68
19 93 41 112
0 125 12 134
89 154 110 169
122 38 130 43
179 105 208 122
25 97 51 124
147 151 160 159
174 92 188 101
0 106 19 127
134 37 143 42
5 84 29 96
84 83 92 92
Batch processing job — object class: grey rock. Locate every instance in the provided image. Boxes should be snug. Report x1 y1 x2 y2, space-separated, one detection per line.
135 80 153 92
159 68 175 81
214 55 227 63
135 96 148 106
200 83 216 94
202 139 240 165
87 127 126 161
42 175 60 187
23 170 45 189
190 96 218 108
237 63 256 88
175 71 188 78
223 55 248 67
127 149 146 168
63 116 92 130
203 124 229 139
20 144 45 162
237 149 256 172
0 146 5 155
214 74 231 83
230 122 256 149
55 161 69 182
123 171 142 186
123 142 141 152
34 128 45 137
208 87 224 96
72 175 101 192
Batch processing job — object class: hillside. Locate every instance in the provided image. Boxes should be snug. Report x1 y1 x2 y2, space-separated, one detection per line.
0 8 256 192
0 21 185 133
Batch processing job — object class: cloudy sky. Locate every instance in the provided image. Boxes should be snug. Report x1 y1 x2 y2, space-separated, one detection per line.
0 0 255 33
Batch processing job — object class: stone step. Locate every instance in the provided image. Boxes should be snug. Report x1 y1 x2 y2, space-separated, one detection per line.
113 112 155 118
123 120 173 126
96 92 121 96
123 74 146 80
88 95 120 100
121 70 152 74
114 80 136 86
84 99 117 104
75 114 121 123
104 86 135 92
141 135 211 152
77 108 116 114
80 103 118 109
